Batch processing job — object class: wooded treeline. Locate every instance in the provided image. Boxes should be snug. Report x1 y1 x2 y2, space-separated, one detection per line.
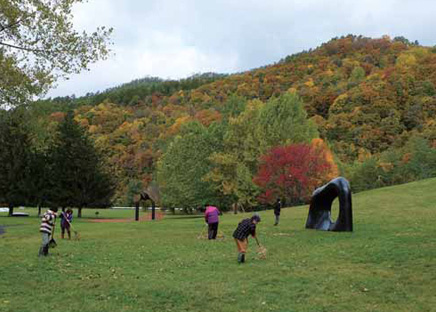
0 109 114 216
2 35 436 211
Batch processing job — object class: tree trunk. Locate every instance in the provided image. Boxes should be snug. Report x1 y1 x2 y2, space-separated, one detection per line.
135 202 139 221
37 204 41 217
78 207 82 218
151 201 155 220
8 204 14 216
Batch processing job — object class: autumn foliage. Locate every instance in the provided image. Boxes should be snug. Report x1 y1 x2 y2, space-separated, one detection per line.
254 140 338 205
25 35 436 206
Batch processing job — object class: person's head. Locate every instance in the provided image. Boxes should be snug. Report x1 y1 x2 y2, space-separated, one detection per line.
276 198 280 203
66 208 73 214
251 213 261 224
51 207 58 212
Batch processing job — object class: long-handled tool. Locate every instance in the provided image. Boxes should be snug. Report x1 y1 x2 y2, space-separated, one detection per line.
254 236 267 259
49 224 57 248
197 223 208 239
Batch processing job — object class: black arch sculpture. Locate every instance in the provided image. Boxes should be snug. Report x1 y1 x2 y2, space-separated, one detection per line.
305 177 353 232
134 184 160 221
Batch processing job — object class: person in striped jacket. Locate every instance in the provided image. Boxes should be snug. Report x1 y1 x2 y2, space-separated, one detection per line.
38 207 58 257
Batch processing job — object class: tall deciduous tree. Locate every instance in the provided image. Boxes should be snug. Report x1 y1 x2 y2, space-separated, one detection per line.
0 0 113 106
207 92 319 208
256 91 318 152
205 100 264 208
253 142 337 205
48 111 114 217
157 121 225 209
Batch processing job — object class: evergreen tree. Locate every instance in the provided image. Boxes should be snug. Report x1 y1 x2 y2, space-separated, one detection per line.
48 111 114 217
0 109 33 215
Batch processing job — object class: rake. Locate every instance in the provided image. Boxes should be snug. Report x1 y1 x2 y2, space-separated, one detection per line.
255 236 267 259
197 224 207 239
49 224 57 248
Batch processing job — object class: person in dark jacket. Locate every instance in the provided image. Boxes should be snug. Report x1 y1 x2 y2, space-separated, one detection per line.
274 198 281 226
232 213 261 263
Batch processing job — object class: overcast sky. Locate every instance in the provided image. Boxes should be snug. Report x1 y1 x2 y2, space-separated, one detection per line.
46 0 436 98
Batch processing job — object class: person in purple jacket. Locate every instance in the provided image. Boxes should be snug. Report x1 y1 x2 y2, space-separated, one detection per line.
204 203 220 240
60 208 73 239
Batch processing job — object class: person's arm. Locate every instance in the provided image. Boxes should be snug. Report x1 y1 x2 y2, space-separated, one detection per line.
205 210 209 223
47 213 54 224
251 225 261 245
51 214 56 238
251 224 256 238
63 214 72 225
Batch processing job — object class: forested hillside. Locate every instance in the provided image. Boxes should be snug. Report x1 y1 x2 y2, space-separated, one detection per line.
28 35 436 207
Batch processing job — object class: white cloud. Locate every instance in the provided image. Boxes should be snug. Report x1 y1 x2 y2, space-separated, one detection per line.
46 0 436 98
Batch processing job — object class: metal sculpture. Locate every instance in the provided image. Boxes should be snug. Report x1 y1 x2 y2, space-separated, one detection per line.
305 177 353 232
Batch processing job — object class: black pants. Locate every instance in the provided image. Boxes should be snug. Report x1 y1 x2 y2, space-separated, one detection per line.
208 222 219 239
274 214 280 225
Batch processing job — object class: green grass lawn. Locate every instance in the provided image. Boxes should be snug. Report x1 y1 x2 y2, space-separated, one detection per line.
1 179 435 312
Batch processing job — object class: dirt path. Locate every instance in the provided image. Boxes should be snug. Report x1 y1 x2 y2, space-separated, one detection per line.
88 212 164 223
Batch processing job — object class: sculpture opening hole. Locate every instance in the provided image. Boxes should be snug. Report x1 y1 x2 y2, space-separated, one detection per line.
331 198 339 223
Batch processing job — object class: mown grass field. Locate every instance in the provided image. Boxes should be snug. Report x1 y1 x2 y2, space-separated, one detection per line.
1 178 435 312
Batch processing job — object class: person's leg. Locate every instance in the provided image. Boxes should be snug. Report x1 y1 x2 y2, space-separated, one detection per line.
61 226 65 239
38 234 45 256
43 244 49 255
274 214 280 225
39 233 50 256
212 223 218 239
235 239 243 263
240 239 247 262
235 238 248 263
208 223 213 240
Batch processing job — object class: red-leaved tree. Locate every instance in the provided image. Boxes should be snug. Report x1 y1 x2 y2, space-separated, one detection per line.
253 141 338 205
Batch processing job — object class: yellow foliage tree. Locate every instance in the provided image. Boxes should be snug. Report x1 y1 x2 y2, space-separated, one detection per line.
311 138 339 181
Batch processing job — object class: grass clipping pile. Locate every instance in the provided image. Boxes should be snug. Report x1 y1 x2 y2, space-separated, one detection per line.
257 245 267 260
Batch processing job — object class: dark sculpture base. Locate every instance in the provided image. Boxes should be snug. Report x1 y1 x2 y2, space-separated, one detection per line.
305 177 353 232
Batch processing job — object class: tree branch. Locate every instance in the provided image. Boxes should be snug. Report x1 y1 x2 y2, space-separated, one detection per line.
0 41 46 53
0 17 25 33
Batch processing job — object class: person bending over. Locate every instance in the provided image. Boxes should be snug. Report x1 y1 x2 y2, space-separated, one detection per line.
232 213 261 263
205 204 220 240
39 207 58 257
